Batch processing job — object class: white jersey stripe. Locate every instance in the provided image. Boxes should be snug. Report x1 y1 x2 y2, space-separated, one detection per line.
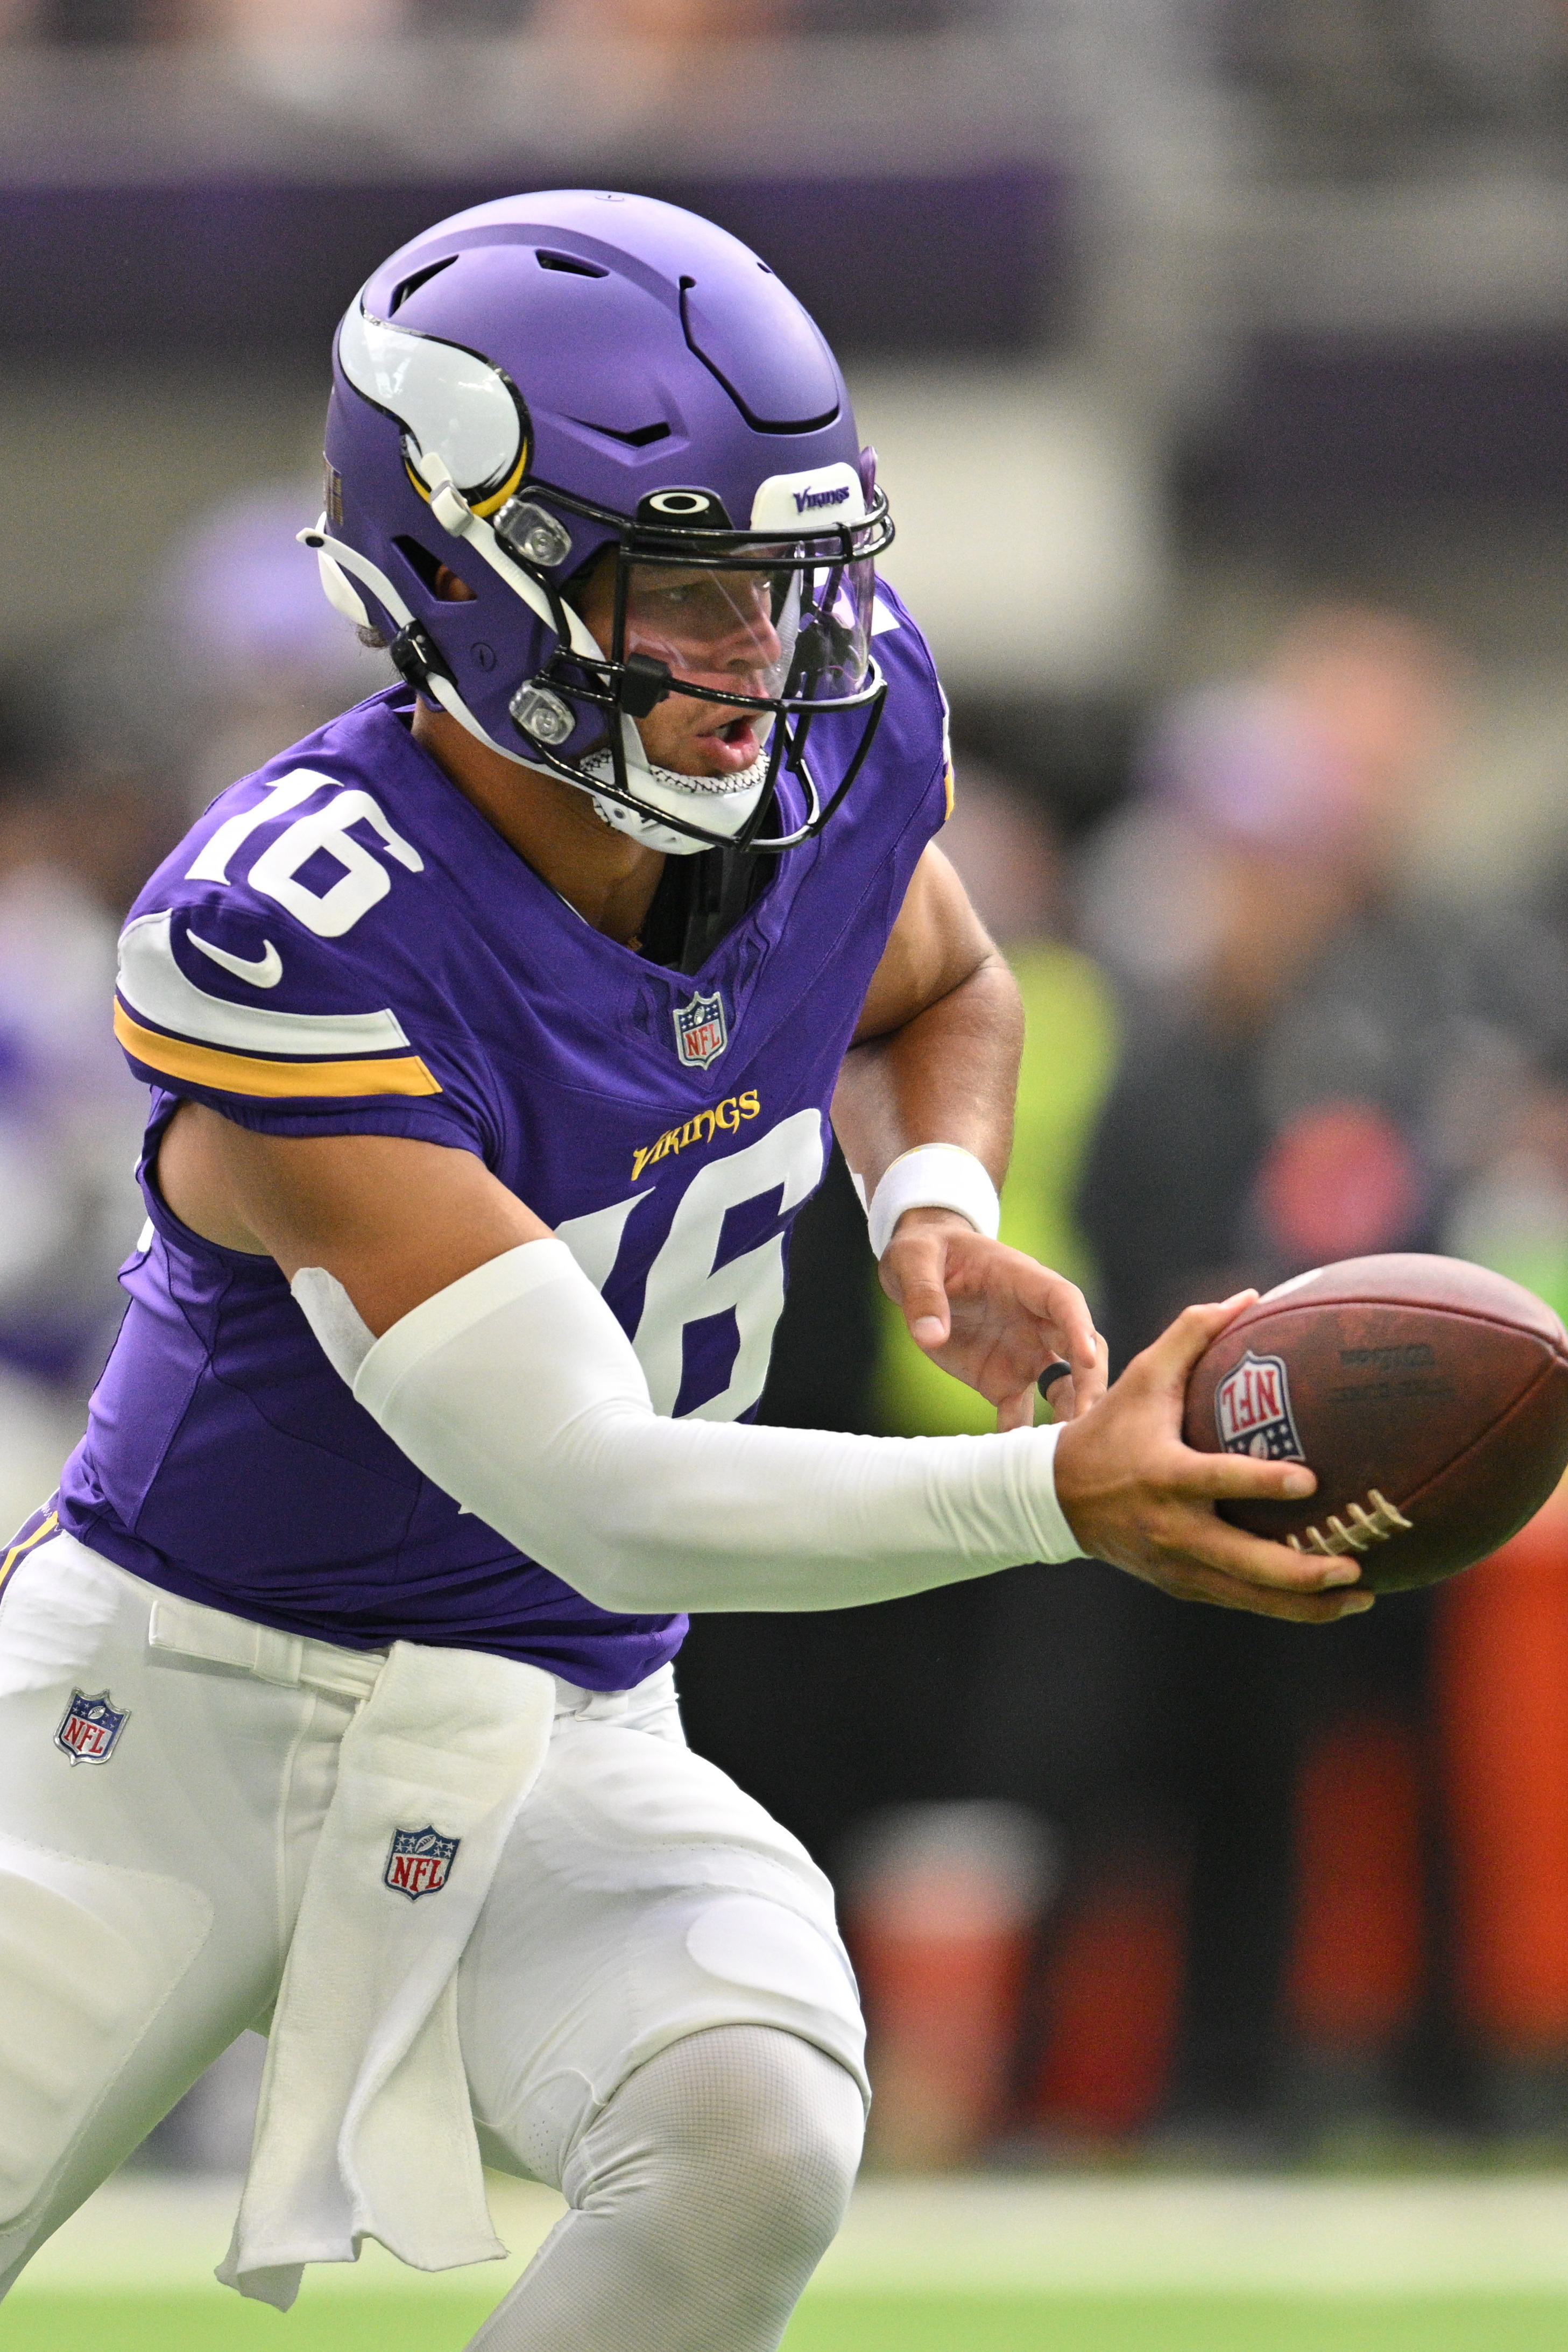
117 911 412 1060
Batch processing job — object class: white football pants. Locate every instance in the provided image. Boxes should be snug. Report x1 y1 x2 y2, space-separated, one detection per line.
0 1532 867 2347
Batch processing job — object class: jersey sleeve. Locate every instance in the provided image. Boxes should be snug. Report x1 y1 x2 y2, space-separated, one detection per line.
866 576 956 836
113 802 498 1157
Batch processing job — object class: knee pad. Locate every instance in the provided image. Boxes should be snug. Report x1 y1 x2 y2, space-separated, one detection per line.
566 2025 863 2258
467 2030 863 2352
0 1837 210 2230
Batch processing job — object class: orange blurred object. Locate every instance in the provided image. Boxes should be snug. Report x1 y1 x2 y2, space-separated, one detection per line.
1287 1713 1425 2047
1437 1485 1568 2049
1030 1855 1186 2139
846 1803 1050 2169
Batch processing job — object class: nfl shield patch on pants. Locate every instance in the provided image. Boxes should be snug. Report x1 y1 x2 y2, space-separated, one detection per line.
384 1825 460 1899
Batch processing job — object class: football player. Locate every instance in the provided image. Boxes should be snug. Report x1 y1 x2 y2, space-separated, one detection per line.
0 193 1368 2349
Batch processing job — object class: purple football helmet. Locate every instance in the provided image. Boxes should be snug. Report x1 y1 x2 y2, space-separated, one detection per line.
307 189 894 856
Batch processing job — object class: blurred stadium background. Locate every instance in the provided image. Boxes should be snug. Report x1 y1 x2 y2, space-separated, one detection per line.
9 0 1568 2344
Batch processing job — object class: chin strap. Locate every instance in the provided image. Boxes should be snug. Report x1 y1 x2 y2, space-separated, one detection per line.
581 742 772 857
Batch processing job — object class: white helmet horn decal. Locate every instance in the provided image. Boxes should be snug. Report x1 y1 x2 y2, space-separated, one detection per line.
337 296 529 514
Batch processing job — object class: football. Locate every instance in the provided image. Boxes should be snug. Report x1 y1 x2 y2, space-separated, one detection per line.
1182 1254 1568 1593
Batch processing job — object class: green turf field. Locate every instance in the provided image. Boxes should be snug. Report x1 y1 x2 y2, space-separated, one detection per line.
17 2172 1568 2346
9 2291 1568 2350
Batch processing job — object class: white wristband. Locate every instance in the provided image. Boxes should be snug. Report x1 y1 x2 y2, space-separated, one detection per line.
866 1143 1001 1260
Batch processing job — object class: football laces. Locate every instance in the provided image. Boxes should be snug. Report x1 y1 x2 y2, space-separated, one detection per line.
1287 1490 1414 1557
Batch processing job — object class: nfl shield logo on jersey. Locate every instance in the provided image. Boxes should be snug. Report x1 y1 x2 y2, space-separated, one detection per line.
1216 1351 1305 1461
672 987 728 1069
383 1825 461 1900
54 1689 130 1767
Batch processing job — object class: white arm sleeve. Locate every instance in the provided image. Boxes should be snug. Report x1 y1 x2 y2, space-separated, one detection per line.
303 1240 1084 1615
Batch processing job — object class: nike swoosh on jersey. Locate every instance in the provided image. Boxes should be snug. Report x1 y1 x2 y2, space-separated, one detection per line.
187 930 284 989
117 911 412 1058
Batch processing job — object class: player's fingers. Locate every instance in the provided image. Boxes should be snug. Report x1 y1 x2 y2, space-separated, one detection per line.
1171 1448 1317 1506
1071 1329 1111 1412
1133 1293 1261 1398
1160 1509 1362 1592
997 1381 1037 1433
886 1233 952 1350
1037 1331 1108 1423
1162 1565 1375 1623
1032 1270 1100 1386
991 1260 1103 1391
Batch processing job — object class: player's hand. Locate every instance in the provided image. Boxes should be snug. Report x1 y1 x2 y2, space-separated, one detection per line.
880 1207 1107 1432
1052 1292 1375 1622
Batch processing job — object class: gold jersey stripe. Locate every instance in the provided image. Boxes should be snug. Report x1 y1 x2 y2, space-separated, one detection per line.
0 1509 58 1597
114 1004 442 1099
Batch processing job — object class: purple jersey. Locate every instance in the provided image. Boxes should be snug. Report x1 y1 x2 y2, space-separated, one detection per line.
58 589 950 1687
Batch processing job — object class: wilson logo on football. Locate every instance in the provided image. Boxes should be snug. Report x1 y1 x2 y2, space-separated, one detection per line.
383 1825 460 1900
54 1689 130 1767
1216 1350 1305 1461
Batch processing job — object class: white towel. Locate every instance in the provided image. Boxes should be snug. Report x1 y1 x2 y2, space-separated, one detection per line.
218 1640 556 2310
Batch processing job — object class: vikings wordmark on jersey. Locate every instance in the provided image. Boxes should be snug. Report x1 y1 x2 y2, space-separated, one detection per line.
54 1690 130 1767
630 1090 760 1183
1216 1351 1306 1462
384 1826 461 1899
58 581 947 1689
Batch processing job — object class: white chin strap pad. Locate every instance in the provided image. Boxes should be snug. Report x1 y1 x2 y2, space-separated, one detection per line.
301 1240 1081 1614
584 726 772 858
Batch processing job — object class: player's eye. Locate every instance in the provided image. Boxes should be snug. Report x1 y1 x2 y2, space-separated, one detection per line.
642 580 708 618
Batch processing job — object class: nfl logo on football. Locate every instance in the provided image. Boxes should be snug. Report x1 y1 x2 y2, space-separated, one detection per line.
383 1824 461 1900
672 987 728 1069
54 1690 130 1767
1216 1350 1305 1461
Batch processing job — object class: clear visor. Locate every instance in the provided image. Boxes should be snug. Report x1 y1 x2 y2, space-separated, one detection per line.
620 543 875 708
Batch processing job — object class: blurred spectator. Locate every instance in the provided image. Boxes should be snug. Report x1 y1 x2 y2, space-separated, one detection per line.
0 681 180 1532
201 0 407 32
1074 608 1475 2149
0 482 383 1551
1218 0 1568 137
1077 606 1539 1358
153 481 392 815
533 0 792 29
4 0 1006 36
950 608 1568 2157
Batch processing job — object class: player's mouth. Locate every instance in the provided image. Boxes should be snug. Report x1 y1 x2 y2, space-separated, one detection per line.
694 711 764 774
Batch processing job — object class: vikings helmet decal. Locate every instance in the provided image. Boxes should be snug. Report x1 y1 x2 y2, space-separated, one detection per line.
337 302 532 519
310 189 894 857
